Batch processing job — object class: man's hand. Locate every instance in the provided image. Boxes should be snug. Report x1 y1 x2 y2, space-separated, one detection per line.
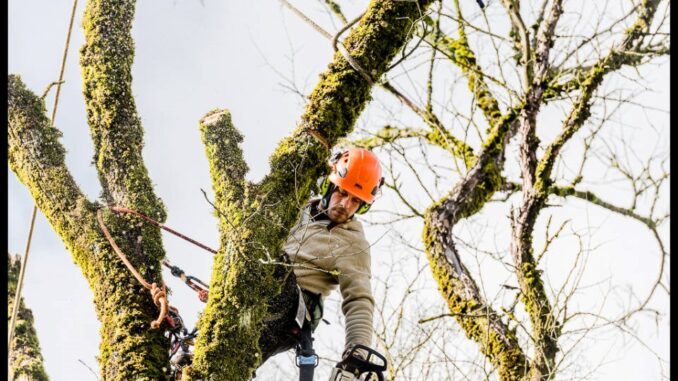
332 344 387 381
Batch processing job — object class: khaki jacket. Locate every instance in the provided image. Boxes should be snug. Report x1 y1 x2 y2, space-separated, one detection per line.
284 200 374 349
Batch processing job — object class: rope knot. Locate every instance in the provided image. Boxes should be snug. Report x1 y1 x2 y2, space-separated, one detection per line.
150 283 168 329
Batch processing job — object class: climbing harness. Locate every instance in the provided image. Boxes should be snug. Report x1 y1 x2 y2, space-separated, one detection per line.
295 321 319 381
165 305 198 380
8 0 79 355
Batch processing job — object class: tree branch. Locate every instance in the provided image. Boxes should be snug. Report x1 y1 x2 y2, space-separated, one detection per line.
80 0 165 220
8 254 49 381
9 73 170 380
199 109 249 233
8 74 97 277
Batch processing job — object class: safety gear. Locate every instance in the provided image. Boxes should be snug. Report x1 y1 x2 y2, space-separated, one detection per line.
302 289 325 332
320 149 384 213
329 344 388 381
295 321 319 381
329 367 357 381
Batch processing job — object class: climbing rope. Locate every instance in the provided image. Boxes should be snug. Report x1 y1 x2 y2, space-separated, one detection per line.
110 206 213 302
96 209 169 329
98 206 214 308
8 0 79 353
7 207 37 352
111 206 218 254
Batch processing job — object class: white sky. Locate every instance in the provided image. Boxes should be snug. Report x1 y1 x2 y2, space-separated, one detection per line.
8 1 669 380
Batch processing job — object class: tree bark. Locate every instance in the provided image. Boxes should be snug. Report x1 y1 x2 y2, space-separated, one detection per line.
8 254 50 381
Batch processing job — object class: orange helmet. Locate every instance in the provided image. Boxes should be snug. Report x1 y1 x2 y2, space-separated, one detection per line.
327 148 384 205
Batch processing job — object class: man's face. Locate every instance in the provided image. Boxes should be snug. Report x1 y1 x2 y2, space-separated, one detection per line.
325 186 364 224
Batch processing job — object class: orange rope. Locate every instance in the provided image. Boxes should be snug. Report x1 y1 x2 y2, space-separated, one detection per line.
96 209 168 329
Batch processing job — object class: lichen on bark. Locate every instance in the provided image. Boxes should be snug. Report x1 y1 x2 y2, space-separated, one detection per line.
8 254 50 381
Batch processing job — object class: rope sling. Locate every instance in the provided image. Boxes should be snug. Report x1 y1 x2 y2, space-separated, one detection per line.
96 207 215 327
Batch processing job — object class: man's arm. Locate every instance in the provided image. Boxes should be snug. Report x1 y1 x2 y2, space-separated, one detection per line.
337 242 375 350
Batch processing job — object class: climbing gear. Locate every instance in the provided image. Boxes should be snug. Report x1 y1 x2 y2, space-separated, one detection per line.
8 0 79 354
163 259 209 303
110 206 218 254
165 305 198 380
321 148 384 214
295 321 319 381
97 205 219 326
329 345 387 381
301 290 325 332
97 209 169 329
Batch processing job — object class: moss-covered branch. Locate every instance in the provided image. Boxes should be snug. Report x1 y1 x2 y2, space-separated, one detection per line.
551 186 656 228
500 0 532 89
322 0 348 24
379 81 476 167
535 0 661 194
422 227 529 380
8 75 97 279
352 124 475 162
447 0 503 127
80 0 165 219
8 254 49 381
506 181 657 229
422 106 527 380
9 74 170 381
187 1 435 379
199 110 249 231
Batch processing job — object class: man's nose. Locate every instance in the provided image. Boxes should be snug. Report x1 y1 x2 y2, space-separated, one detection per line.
339 196 351 208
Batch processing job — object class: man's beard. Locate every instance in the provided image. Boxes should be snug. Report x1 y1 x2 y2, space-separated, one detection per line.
330 206 349 222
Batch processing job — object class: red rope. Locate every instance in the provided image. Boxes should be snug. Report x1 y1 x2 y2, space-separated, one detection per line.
97 209 168 329
111 206 218 254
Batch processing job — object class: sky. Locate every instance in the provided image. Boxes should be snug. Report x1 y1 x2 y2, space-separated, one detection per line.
8 1 669 380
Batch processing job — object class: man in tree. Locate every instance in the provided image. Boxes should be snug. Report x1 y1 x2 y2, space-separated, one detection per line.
258 147 384 379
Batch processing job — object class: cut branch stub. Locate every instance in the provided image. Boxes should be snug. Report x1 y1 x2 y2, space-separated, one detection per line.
200 109 249 229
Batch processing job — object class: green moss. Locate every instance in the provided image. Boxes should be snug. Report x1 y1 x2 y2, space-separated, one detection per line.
80 0 165 220
8 255 50 381
437 33 502 129
421 218 528 380
9 73 170 381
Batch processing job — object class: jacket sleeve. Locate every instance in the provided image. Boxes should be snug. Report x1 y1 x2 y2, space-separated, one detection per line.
336 238 375 350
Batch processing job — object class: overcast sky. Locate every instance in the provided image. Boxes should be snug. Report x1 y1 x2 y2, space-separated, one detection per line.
8 1 669 380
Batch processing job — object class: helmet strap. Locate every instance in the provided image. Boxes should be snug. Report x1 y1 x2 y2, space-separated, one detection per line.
321 182 336 209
